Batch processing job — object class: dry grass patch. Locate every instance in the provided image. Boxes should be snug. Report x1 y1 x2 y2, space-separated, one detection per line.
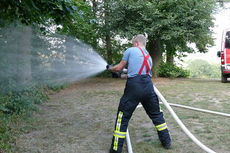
14 78 230 153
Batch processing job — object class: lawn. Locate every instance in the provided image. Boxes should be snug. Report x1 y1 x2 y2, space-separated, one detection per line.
14 78 230 153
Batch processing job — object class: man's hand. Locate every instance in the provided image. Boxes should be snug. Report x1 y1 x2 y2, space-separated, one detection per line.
109 60 127 72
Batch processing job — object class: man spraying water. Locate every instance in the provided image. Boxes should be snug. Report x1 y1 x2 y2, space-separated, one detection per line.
107 34 171 153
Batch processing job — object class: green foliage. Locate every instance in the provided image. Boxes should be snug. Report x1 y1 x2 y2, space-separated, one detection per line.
0 0 81 27
97 39 129 65
47 83 69 92
59 1 98 46
0 85 49 152
0 111 36 153
109 0 216 73
158 62 189 78
0 87 48 115
86 0 129 65
186 59 221 79
111 0 215 52
0 0 100 151
0 113 13 153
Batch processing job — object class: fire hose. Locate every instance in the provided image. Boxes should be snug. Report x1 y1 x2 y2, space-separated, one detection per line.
153 86 216 153
126 86 220 153
106 66 223 152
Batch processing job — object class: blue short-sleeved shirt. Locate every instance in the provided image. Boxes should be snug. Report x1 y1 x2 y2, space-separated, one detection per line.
122 47 152 78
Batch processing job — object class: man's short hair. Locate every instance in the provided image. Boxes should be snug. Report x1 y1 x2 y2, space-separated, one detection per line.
132 34 147 46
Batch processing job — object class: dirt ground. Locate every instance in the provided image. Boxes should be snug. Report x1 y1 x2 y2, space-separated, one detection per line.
14 78 230 153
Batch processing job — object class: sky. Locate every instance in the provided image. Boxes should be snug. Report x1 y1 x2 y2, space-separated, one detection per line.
182 2 230 65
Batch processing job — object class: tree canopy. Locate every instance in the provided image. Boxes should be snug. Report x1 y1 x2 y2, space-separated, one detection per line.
111 0 215 50
0 0 217 76
187 59 220 78
0 0 77 26
109 0 216 76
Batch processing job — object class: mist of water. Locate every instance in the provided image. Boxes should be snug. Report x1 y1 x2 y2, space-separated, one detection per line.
0 25 107 93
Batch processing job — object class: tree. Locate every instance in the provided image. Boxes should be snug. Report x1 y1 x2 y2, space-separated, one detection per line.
104 0 113 64
110 0 216 77
80 0 126 65
61 0 99 49
0 0 92 85
0 0 79 27
186 59 220 79
187 59 212 78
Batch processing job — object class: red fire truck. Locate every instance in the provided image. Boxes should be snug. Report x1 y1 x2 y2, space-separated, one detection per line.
217 29 230 83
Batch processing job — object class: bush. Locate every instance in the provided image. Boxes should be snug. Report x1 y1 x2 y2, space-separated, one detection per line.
47 83 68 92
0 112 12 152
186 59 220 79
158 62 189 78
0 87 49 115
0 85 49 152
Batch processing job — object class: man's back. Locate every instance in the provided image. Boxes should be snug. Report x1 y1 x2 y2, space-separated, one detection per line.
122 47 152 78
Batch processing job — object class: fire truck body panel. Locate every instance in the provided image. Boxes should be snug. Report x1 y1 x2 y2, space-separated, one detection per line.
218 29 230 82
222 48 230 75
226 49 230 64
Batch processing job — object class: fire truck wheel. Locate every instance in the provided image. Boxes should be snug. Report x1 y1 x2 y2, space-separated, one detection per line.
221 75 227 83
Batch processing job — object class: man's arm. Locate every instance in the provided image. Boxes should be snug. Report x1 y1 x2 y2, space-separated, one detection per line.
109 60 127 72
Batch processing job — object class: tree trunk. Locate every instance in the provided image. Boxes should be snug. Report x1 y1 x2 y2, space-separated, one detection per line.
166 50 174 65
104 0 112 64
105 35 112 64
92 0 97 17
147 38 162 77
166 43 175 65
91 0 98 49
65 36 75 81
16 26 32 85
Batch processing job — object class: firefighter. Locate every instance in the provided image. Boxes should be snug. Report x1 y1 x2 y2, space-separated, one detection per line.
108 34 171 153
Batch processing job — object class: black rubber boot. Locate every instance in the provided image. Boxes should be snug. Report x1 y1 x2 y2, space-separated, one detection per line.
161 140 171 149
158 129 171 149
109 148 120 153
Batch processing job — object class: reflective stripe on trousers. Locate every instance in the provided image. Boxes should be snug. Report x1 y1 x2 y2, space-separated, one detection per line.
156 123 168 131
110 75 170 153
113 111 126 151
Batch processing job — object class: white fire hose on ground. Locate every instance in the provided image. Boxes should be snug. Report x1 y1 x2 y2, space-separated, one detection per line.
159 102 230 117
153 86 216 153
125 85 230 153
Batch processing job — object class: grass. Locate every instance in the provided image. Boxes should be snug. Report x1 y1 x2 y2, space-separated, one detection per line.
13 78 230 153
0 112 36 153
154 78 230 152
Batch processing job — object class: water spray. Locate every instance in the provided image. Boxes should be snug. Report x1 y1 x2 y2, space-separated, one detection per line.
0 25 108 93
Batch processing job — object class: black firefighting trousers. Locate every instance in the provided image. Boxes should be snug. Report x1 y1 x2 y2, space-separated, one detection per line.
110 75 171 153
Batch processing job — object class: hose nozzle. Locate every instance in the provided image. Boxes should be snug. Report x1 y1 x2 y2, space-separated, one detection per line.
106 64 113 70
